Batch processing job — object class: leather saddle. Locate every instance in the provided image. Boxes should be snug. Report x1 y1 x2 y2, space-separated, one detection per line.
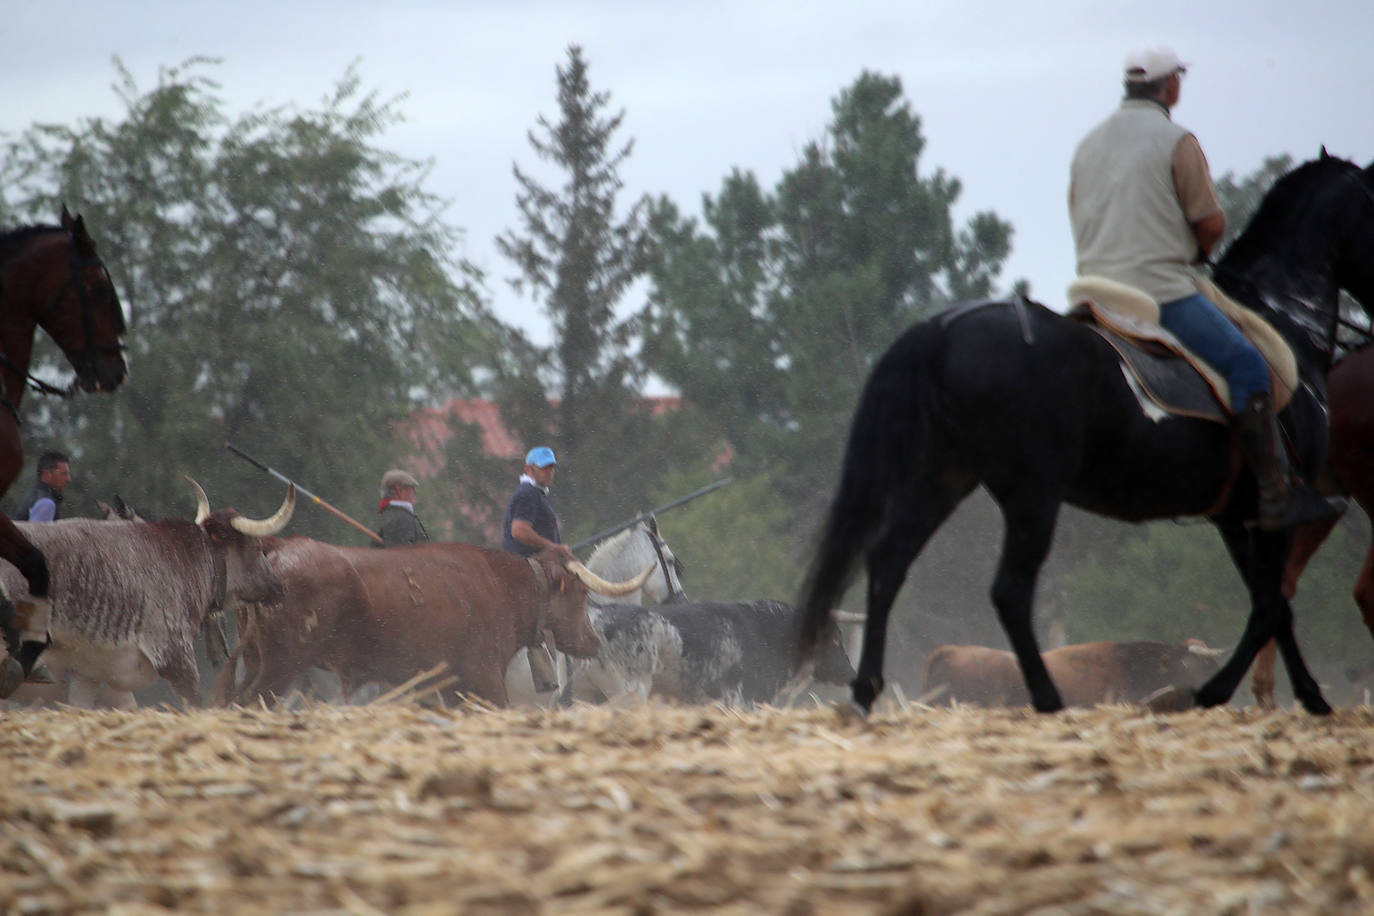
1067 275 1298 425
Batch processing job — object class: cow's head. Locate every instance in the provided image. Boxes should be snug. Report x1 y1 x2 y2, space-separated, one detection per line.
538 561 655 658
812 609 863 684
187 476 295 605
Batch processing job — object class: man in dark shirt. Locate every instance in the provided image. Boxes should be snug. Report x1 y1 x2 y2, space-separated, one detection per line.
501 445 573 692
17 451 72 522
501 446 574 562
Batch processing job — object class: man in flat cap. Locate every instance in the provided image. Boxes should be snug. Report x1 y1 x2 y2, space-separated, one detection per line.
375 468 429 547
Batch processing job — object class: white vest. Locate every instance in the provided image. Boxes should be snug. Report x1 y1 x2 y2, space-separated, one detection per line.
1070 100 1200 303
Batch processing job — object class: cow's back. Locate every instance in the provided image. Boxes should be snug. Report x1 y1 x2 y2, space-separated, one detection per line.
8 519 209 662
1063 640 1217 703
657 600 800 704
922 644 1028 706
330 542 539 699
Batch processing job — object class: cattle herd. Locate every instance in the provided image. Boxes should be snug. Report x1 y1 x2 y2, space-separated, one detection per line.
0 488 1242 713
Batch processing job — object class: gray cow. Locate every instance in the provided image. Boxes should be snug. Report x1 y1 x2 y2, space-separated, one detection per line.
560 600 858 706
1 480 295 708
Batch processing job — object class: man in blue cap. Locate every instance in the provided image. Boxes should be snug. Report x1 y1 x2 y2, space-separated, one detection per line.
502 446 575 562
502 445 574 693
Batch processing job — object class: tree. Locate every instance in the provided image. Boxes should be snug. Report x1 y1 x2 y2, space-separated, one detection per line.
643 72 1014 514
1214 154 1293 252
0 59 493 535
494 45 691 541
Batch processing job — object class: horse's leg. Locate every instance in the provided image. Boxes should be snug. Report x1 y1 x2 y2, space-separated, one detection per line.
1252 515 1339 707
988 492 1064 713
0 515 53 690
1199 525 1331 714
852 480 971 715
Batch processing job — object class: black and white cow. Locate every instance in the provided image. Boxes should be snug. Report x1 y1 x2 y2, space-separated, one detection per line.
1 479 295 708
560 600 858 706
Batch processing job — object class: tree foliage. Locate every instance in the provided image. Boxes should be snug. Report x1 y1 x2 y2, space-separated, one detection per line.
0 59 492 533
642 71 1014 516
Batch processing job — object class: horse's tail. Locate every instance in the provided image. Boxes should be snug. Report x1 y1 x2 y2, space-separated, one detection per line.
798 320 945 660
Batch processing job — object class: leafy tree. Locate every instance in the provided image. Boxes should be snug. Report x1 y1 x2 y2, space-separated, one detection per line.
643 71 1014 515
0 59 493 535
494 45 693 542
1214 154 1293 252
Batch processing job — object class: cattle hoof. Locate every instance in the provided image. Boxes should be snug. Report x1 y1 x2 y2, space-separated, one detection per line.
25 663 56 685
0 657 24 699
1143 684 1196 713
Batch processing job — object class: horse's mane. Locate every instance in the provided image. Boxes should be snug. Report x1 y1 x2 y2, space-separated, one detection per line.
1222 154 1361 265
585 523 645 577
0 224 62 263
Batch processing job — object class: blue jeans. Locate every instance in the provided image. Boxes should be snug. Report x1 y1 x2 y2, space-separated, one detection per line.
1159 293 1271 412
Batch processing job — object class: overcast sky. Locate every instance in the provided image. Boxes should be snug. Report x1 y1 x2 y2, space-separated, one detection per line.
5 0 1373 347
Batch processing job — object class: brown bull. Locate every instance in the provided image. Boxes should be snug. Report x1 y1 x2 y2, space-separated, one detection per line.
922 639 1224 708
217 539 651 708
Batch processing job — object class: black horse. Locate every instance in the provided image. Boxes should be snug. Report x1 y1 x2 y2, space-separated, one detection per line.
799 153 1374 716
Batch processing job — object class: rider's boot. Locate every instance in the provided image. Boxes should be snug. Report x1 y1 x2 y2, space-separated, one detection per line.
1234 392 1346 531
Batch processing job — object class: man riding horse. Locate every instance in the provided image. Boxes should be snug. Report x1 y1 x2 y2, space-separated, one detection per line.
1068 45 1341 531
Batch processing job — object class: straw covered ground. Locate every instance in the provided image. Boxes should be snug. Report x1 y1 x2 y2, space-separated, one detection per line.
4 699 1374 915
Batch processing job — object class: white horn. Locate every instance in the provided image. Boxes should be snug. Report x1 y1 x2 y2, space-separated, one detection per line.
832 610 867 624
567 561 655 597
229 484 296 537
1189 643 1227 658
185 475 211 525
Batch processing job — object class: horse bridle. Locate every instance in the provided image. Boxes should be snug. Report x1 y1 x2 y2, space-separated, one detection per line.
645 523 688 603
42 230 128 373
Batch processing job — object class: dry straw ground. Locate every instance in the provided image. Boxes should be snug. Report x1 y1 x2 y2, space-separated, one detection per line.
3 699 1374 914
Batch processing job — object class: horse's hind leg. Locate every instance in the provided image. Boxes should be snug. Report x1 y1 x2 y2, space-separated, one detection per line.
1252 515 1339 707
988 492 1064 713
853 479 972 714
1207 525 1331 714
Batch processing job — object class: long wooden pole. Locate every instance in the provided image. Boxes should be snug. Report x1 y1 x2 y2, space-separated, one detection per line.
225 441 383 544
569 477 734 551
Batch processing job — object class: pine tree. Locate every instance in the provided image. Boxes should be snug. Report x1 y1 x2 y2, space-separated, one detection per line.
495 45 663 539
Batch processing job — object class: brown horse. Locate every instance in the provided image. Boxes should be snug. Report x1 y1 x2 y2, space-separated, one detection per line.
1252 343 1374 706
0 207 128 695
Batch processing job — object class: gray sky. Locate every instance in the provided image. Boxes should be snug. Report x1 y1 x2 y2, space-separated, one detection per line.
5 0 1373 348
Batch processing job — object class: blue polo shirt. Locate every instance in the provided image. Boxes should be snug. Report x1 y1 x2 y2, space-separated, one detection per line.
501 479 560 556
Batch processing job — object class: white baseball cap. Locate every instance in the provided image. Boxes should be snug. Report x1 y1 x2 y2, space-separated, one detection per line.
1123 46 1187 83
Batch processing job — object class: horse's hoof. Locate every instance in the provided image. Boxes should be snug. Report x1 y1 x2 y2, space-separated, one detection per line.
834 699 870 724
1143 684 1196 713
25 663 55 685
0 657 25 699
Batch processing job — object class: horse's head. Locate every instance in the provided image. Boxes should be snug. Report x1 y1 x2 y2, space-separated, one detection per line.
1217 153 1374 368
42 206 128 393
584 515 688 605
640 515 688 604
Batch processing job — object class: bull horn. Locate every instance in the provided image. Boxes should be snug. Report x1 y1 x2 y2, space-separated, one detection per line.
567 561 655 597
832 610 866 624
185 475 212 525
1189 643 1227 658
228 484 297 537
